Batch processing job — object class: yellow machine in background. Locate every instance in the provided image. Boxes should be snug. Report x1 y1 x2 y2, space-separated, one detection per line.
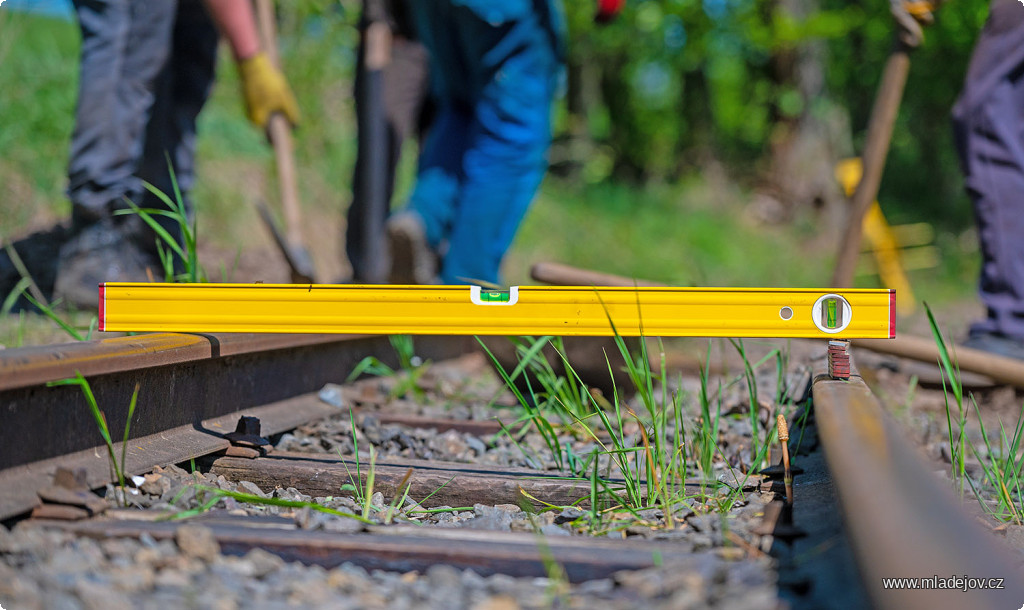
835 158 938 316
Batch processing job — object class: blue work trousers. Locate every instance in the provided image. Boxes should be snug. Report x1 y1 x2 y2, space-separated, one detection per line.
953 0 1024 339
67 0 218 247
405 0 561 285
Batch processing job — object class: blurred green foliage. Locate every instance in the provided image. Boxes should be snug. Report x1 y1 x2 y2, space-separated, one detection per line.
0 0 992 232
560 0 989 228
0 0 989 297
0 1 988 346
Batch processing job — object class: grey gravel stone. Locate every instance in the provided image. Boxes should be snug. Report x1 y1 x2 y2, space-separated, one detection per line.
554 507 584 524
0 524 15 553
139 473 171 496
175 524 220 561
108 565 156 593
1005 525 1024 549
463 505 515 531
236 480 267 498
319 383 345 407
152 567 191 589
161 480 195 507
77 580 132 610
538 524 571 537
576 578 614 595
41 590 84 610
465 435 487 455
320 514 366 533
242 547 285 578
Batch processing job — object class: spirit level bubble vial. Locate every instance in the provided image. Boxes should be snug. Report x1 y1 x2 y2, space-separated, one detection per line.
98 284 895 339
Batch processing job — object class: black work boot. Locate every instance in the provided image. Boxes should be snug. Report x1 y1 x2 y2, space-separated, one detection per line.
963 329 1024 362
54 218 161 310
386 211 438 285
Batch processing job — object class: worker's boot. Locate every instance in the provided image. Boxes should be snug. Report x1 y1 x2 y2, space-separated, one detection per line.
386 211 438 285
54 218 160 310
963 330 1024 362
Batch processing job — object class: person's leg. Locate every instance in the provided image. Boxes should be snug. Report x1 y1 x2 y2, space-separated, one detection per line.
404 105 471 246
954 67 1024 344
438 7 558 285
58 0 178 307
392 0 467 251
66 0 176 227
136 0 219 266
387 103 469 283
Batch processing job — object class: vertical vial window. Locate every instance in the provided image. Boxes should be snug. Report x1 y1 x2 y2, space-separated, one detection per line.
812 294 852 334
822 298 843 329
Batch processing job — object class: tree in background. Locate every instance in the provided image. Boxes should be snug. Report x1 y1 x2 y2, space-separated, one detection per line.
551 0 989 230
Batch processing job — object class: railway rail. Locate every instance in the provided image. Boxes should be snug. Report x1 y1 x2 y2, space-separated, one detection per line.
1 295 1023 608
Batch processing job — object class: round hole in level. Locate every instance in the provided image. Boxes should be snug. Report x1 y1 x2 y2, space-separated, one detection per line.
779 306 794 321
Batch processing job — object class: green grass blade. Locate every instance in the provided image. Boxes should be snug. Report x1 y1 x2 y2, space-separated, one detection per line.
114 202 186 260
22 292 84 341
119 383 140 487
196 487 375 524
1 277 31 315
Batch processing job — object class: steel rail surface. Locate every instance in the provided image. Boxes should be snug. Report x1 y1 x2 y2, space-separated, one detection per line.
0 332 473 520
812 375 1024 610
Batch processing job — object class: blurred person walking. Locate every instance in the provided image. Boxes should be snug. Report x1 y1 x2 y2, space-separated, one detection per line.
952 0 1024 359
56 0 299 308
385 0 566 286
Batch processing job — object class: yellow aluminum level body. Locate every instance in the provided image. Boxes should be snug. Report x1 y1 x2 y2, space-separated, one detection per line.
99 283 895 339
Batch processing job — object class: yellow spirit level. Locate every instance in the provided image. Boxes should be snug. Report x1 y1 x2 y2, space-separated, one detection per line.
98 283 895 339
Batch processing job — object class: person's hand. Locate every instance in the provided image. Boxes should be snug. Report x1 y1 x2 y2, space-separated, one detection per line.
238 52 301 128
595 0 625 23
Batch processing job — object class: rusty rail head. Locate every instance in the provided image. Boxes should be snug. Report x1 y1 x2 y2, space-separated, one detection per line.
812 375 1024 609
0 333 366 392
0 333 473 492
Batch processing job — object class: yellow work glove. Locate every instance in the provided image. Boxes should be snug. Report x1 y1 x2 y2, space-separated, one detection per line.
238 52 301 129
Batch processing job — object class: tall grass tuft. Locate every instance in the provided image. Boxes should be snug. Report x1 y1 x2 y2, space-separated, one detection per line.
925 304 969 498
483 324 778 530
927 304 1024 524
47 372 139 506
728 338 764 467
347 335 429 399
116 170 205 283
478 336 573 472
695 345 723 480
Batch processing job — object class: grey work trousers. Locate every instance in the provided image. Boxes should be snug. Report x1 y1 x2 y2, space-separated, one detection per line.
952 0 1024 339
67 0 218 249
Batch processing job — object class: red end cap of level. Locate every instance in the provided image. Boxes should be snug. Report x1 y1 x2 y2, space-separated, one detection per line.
98 283 105 332
889 289 896 338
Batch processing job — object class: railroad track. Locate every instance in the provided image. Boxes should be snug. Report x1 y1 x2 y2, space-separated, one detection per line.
1 306 1023 607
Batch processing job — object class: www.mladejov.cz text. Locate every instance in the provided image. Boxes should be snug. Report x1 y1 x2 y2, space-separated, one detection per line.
881 575 1005 592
